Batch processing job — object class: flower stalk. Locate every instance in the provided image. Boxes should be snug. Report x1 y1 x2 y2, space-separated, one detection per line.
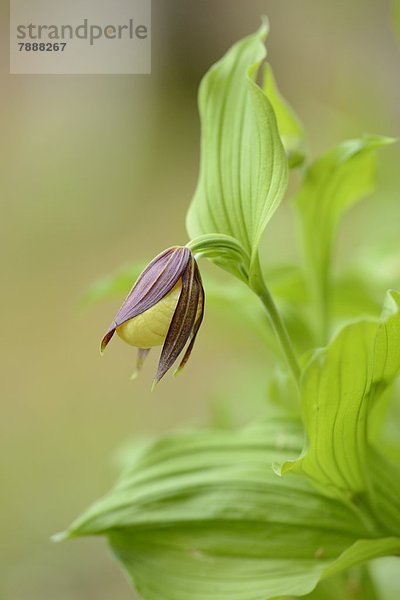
250 255 301 386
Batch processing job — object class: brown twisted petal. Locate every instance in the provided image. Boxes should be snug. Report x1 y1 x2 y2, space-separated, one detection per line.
100 246 190 353
175 261 205 375
155 255 201 383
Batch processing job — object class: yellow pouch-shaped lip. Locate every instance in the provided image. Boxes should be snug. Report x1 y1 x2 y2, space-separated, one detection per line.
116 281 182 348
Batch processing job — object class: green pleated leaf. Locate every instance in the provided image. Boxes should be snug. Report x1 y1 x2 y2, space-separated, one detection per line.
59 419 399 600
295 135 394 343
281 290 400 534
262 63 306 168
302 565 380 600
186 21 288 269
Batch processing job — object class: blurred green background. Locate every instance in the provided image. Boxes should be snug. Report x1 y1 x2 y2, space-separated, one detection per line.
1 0 399 598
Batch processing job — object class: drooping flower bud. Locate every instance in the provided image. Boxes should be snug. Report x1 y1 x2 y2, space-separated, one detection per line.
101 246 204 384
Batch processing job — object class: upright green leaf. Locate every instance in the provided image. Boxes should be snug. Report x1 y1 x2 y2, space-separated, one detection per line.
186 22 288 269
262 63 306 168
59 419 399 600
295 135 394 343
282 291 400 534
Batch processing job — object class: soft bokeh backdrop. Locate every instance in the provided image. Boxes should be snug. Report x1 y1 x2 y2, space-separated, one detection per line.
1 0 399 598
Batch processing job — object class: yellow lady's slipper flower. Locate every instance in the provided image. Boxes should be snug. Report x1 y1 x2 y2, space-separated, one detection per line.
101 246 204 383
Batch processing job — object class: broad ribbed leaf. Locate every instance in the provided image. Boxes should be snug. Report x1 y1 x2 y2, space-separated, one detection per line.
186 22 288 267
282 291 400 534
295 135 394 342
262 63 306 168
60 419 399 600
302 566 379 600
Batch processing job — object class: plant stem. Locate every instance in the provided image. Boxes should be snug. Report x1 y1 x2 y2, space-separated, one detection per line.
250 256 301 386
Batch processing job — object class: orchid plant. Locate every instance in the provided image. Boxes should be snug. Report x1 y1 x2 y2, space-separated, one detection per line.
57 20 400 600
